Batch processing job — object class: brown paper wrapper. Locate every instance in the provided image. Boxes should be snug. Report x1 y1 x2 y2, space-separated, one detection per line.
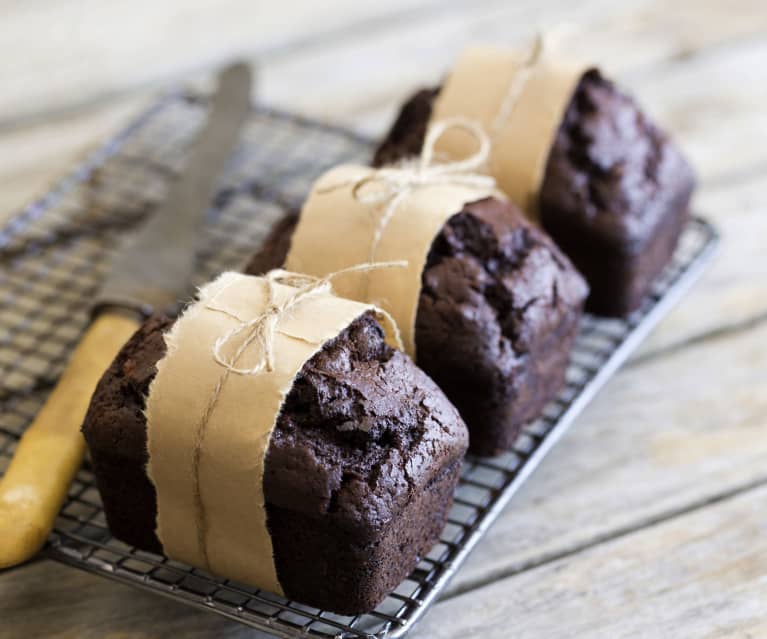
431 46 587 216
284 165 498 357
145 271 400 592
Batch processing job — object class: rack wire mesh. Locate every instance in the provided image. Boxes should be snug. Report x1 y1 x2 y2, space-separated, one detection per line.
0 93 718 639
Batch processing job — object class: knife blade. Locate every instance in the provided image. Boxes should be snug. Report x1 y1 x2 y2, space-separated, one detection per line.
95 62 253 315
0 62 252 568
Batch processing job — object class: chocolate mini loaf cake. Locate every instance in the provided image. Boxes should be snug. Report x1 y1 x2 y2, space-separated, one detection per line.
245 197 588 455
374 70 696 316
82 311 468 614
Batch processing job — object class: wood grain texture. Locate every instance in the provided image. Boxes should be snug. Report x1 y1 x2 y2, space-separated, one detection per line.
0 559 258 639
415 483 767 639
0 96 149 223
443 319 767 596
0 0 509 125
259 0 767 136
637 175 767 359
625 36 767 185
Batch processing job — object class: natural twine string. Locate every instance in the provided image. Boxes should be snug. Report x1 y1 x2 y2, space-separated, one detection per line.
209 262 406 374
318 117 496 266
490 33 545 143
188 262 406 571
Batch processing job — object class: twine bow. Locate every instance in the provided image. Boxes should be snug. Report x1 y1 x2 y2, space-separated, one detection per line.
187 262 405 574
319 117 496 264
208 261 406 376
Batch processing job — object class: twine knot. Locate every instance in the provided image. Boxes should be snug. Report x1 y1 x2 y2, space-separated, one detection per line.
208 262 406 376
319 117 497 263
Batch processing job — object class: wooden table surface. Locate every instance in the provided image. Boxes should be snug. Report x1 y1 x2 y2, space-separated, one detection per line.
1 1 766 637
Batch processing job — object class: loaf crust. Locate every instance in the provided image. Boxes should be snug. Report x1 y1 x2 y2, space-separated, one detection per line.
245 197 588 455
82 312 468 613
372 70 695 316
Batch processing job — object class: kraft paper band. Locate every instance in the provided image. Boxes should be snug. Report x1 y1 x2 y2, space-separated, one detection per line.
431 41 588 216
145 271 400 592
284 150 499 356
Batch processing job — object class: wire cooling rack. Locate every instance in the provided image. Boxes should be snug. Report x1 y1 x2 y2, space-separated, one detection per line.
0 93 718 639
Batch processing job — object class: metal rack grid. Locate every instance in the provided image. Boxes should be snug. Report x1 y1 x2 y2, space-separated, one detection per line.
0 93 718 639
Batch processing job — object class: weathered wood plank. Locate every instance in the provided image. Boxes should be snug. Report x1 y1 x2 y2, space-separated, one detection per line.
0 0 631 220
416 483 767 638
0 559 258 639
0 0 444 122
260 0 767 148
258 0 639 125
4 0 765 224
2 0 765 216
0 0 583 124
0 96 149 224
637 175 767 359
623 36 767 185
6 0 765 127
443 319 767 596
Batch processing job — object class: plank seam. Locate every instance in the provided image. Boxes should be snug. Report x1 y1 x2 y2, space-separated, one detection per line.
629 309 767 369
3 2 767 132
441 473 767 601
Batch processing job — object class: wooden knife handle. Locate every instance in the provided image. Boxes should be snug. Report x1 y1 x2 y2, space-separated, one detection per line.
0 311 141 568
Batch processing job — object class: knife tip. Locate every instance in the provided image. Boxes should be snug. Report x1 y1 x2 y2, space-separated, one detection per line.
219 61 254 94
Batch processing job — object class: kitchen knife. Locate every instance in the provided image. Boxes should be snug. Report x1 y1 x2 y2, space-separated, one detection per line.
0 62 252 568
